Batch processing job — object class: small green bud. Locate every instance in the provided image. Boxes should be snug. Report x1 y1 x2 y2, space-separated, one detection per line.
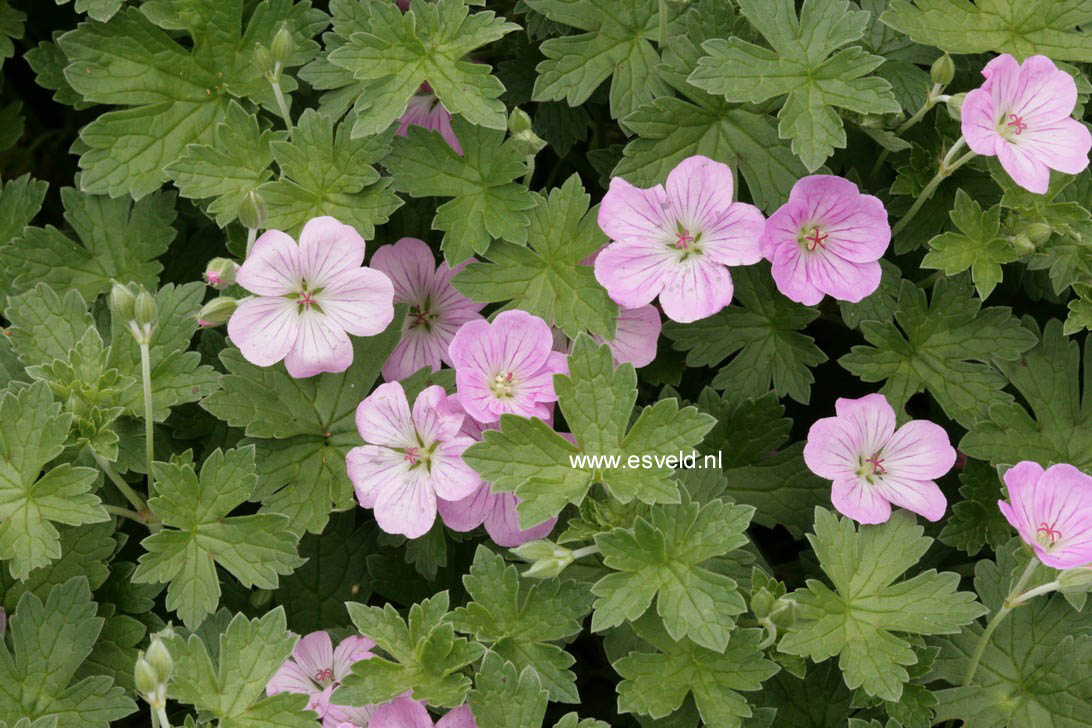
134 653 158 699
1059 566 1092 592
511 539 574 579
270 23 294 65
1022 222 1052 246
134 291 158 328
509 107 534 136
197 296 238 328
145 637 173 684
946 92 966 121
1012 232 1036 255
750 587 777 620
508 108 547 157
254 43 275 80
930 54 955 86
204 257 238 289
250 588 274 609
109 282 136 321
238 189 265 231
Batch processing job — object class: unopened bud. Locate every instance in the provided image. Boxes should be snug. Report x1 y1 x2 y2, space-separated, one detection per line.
109 282 136 321
197 296 237 328
946 92 966 121
1012 233 1036 255
145 637 173 684
238 189 265 230
1022 222 1052 246
250 588 274 609
509 107 533 136
254 43 275 80
1059 566 1092 592
508 108 547 157
134 291 158 328
930 54 955 86
859 113 884 129
511 539 574 579
204 258 238 289
750 587 777 620
270 23 294 65
134 653 158 699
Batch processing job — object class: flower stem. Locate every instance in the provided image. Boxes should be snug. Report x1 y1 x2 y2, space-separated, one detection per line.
868 83 944 183
140 341 156 497
890 138 975 239
104 504 151 527
571 544 601 560
658 0 668 45
156 705 171 728
245 227 257 257
269 65 293 132
961 558 1039 686
523 155 536 188
92 450 149 514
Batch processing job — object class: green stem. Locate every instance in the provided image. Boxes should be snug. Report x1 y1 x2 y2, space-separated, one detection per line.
890 140 975 239
658 0 668 45
755 618 778 650
270 67 293 132
1010 580 1061 605
91 450 148 514
140 341 156 497
150 707 161 728
156 705 171 728
961 558 1039 686
104 504 148 525
868 83 943 183
522 155 536 188
571 544 600 560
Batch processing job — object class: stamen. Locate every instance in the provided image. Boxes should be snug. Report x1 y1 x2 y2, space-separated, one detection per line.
490 371 516 397
298 290 316 310
313 667 334 685
409 306 429 328
804 227 828 251
1036 521 1061 545
674 229 695 249
404 447 420 465
865 453 886 476
1006 113 1027 135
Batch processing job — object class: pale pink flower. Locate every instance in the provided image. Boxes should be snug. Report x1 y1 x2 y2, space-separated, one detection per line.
962 54 1092 194
760 175 889 306
228 216 395 378
551 306 661 369
366 696 477 728
370 237 485 382
594 155 764 324
266 631 376 727
397 84 462 155
998 461 1092 569
448 310 567 424
437 395 557 546
803 393 955 524
347 382 480 538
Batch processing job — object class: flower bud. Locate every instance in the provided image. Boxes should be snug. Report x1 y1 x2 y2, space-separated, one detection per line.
750 587 777 620
1059 566 1092 592
204 258 238 289
145 637 173 684
134 291 158 329
946 92 966 121
511 539 574 579
254 43 275 80
109 282 136 321
250 588 274 609
508 108 547 158
134 653 158 699
1022 222 1052 247
930 54 955 86
197 296 238 328
238 189 265 231
509 107 533 136
270 23 294 65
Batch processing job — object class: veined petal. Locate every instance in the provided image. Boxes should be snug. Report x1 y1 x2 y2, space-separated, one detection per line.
370 237 436 304
236 230 302 296
266 658 315 697
598 304 660 368
483 490 556 547
319 266 396 337
369 696 433 728
769 240 824 305
430 437 481 501
412 385 464 443
1016 117 1092 176
491 309 555 375
347 445 411 508
997 140 1051 194
284 310 354 378
804 416 861 481
355 382 416 448
875 476 947 521
701 202 765 266
332 636 375 683
805 250 881 304
594 240 674 309
227 296 299 367
664 155 735 232
373 467 437 538
1010 55 1078 125
834 394 896 454
437 483 491 532
298 216 366 287
382 327 448 382
292 632 334 684
831 478 892 524
436 705 478 728
658 259 734 323
882 420 957 480
597 176 671 245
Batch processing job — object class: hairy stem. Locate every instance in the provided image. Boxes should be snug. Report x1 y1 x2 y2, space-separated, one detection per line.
140 341 156 497
270 66 293 132
868 83 944 183
571 544 601 560
156 705 171 728
103 504 150 526
961 558 1039 686
91 450 149 514
523 155 536 188
890 139 974 239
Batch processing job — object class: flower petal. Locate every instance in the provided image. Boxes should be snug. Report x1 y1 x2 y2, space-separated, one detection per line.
319 267 396 337
658 259 734 323
804 416 860 481
412 385 464 443
369 696 434 728
436 705 478 728
356 382 416 448
292 632 334 684
430 437 481 501
997 138 1051 194
483 490 556 547
373 467 437 538
227 296 299 367
1015 117 1092 176
597 175 670 245
768 241 825 305
831 478 892 524
284 311 354 378
347 445 410 509
882 420 957 481
805 250 882 303
298 216 366 286
599 304 660 368
834 394 896 454
370 237 436 305
332 635 375 682
875 476 947 521
266 658 315 697
236 230 302 296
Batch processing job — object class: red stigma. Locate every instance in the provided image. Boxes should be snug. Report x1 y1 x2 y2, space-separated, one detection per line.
674 229 695 249
805 227 828 251
299 290 316 310
1007 113 1027 135
865 453 886 476
1037 521 1061 544
404 447 420 465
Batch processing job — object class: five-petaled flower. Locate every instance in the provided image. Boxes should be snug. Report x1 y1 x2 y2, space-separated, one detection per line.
448 309 568 424
228 216 395 378
593 155 765 323
804 393 956 524
366 695 478 728
760 175 890 306
998 461 1092 569
962 54 1092 194
266 631 376 728
371 237 486 382
347 382 481 538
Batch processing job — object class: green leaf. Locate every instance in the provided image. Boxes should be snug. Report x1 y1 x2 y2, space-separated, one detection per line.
614 614 779 727
664 265 826 404
132 446 304 629
591 499 753 651
5 285 96 370
921 189 1022 299
839 276 1037 429
165 607 315 728
526 0 671 122
386 117 535 264
334 591 486 708
324 0 517 134
201 307 406 534
961 317 1092 470
689 0 899 172
0 174 47 251
25 40 91 110
839 258 903 329
0 578 135 727
54 0 124 22
931 545 1092 727
77 613 146 692
467 652 549 728
0 522 115 612
463 336 716 529
1 188 176 302
880 0 1092 62
754 661 854 728
779 508 987 701
0 382 106 580
258 109 402 237
451 546 593 703
0 0 23 71
58 1 327 198
452 174 617 338
938 460 1013 556
612 0 806 213
551 715 609 728
165 101 287 228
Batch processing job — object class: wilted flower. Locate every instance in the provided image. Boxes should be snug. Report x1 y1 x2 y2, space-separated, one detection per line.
761 175 890 306
266 631 376 727
228 216 395 378
962 54 1092 194
347 382 480 538
370 237 485 382
804 393 955 524
998 461 1092 569
594 155 765 323
448 310 567 424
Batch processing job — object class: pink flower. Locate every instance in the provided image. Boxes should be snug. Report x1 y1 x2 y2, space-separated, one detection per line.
998 461 1092 569
367 696 477 728
397 86 462 155
436 395 557 546
347 382 480 538
448 310 567 424
760 175 889 306
370 238 485 382
962 54 1092 194
266 631 376 728
227 216 396 378
594 155 765 324
803 393 955 524
597 305 661 368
